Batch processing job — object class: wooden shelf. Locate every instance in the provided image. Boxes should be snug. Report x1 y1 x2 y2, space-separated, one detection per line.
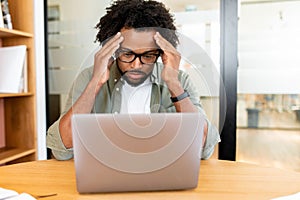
0 0 37 165
0 93 34 98
0 147 36 165
0 28 33 38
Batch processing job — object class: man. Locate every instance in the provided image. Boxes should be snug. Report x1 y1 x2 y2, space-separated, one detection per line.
47 0 220 160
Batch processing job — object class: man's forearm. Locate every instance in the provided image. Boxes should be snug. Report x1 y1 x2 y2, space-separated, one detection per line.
167 80 198 113
59 79 102 148
167 80 207 145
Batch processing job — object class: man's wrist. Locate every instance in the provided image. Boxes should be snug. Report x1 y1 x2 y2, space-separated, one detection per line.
170 90 190 103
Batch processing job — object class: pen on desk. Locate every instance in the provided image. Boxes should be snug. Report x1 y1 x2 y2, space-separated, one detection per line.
31 193 58 199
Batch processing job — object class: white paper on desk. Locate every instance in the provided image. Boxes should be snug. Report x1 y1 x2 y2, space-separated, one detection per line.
0 188 36 200
0 45 27 93
0 187 18 199
5 193 36 200
271 192 300 200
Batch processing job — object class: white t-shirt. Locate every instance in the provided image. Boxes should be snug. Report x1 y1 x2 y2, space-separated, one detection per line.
120 78 152 114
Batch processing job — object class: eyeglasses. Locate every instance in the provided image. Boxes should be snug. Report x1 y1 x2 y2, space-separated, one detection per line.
116 48 162 65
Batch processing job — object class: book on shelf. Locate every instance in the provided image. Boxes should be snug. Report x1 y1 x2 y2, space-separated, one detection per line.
0 99 5 148
0 1 4 28
0 0 12 29
0 45 28 93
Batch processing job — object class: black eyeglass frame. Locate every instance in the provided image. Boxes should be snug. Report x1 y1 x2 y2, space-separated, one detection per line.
116 48 163 65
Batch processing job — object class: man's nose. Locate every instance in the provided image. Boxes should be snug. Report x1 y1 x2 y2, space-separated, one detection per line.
130 57 142 69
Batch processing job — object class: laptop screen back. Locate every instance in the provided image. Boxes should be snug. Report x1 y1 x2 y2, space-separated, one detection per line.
72 113 205 193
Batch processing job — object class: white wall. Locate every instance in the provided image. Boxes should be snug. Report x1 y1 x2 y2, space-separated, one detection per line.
34 1 47 160
174 11 220 97
238 1 300 94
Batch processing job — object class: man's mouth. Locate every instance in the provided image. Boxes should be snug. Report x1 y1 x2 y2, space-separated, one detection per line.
125 71 146 80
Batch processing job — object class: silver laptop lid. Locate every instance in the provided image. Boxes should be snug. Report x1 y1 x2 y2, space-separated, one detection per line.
72 113 205 193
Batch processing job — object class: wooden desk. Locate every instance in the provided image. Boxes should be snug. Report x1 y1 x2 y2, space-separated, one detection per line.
0 159 299 200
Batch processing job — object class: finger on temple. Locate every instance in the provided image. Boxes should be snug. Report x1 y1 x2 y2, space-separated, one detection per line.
154 32 174 52
101 35 123 59
103 32 123 48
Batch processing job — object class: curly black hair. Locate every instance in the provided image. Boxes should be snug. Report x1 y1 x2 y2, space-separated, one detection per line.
95 0 179 47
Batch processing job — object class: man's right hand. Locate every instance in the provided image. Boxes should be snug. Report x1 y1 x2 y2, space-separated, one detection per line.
92 32 124 91
59 33 123 149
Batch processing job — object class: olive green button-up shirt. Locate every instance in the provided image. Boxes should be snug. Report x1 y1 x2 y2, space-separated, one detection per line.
46 62 220 160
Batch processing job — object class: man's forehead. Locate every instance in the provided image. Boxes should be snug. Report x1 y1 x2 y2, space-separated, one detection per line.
120 28 158 51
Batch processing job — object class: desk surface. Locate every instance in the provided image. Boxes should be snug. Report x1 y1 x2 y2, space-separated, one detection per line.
0 159 299 200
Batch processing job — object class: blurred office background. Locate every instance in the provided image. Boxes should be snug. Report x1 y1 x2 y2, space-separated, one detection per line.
45 0 300 171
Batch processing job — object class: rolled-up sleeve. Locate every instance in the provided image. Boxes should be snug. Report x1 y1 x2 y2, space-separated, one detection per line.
178 70 221 159
46 67 92 160
46 118 74 160
201 120 221 159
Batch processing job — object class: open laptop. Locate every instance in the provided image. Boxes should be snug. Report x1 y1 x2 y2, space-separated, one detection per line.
72 113 205 193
